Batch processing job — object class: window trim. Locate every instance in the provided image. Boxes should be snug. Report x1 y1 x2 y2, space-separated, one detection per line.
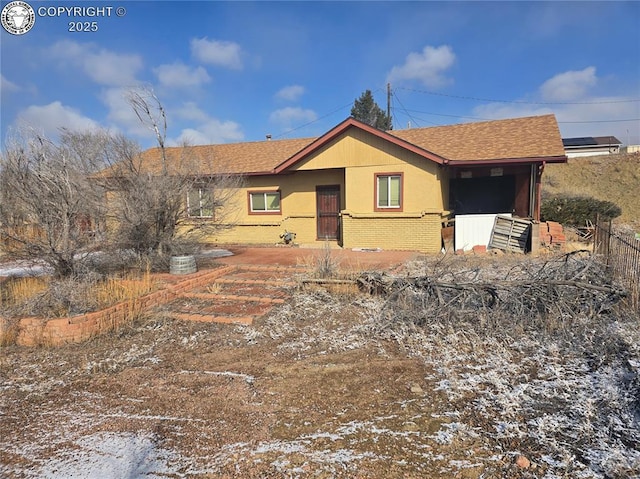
186 187 214 218
374 172 404 212
248 190 282 215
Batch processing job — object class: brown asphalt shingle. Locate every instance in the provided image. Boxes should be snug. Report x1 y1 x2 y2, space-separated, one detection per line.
103 114 565 177
391 114 565 161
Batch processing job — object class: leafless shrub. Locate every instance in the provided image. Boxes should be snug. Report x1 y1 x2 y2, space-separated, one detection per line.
0 127 118 278
98 87 244 268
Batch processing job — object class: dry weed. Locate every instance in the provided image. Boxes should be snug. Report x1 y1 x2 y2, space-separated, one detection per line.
0 270 155 320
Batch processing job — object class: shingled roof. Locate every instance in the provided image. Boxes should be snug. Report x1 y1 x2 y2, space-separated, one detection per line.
109 114 565 177
392 114 566 163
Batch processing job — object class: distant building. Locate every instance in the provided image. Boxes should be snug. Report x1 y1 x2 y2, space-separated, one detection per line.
624 145 640 154
563 136 622 158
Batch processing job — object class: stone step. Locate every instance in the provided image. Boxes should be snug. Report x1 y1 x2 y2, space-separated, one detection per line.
173 312 254 325
180 292 286 304
214 278 297 287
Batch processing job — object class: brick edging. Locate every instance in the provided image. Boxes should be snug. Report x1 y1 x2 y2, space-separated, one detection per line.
12 265 239 347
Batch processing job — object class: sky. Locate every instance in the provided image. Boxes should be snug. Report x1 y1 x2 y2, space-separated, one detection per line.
1 1 639 150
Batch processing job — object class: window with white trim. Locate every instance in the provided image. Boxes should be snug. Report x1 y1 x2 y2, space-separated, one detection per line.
250 191 281 213
187 188 213 218
376 174 402 209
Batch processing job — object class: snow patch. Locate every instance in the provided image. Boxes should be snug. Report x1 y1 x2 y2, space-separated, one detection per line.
36 432 176 479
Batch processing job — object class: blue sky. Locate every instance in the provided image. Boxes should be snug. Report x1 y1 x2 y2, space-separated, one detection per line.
1 1 639 149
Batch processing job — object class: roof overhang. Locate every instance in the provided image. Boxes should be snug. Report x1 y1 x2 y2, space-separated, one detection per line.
446 155 567 167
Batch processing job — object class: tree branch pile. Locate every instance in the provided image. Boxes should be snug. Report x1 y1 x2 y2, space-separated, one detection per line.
357 252 628 336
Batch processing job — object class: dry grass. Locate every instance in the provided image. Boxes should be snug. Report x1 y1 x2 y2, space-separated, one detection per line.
298 241 342 279
205 282 223 294
0 276 49 308
542 152 640 228
297 242 372 283
94 269 154 307
0 270 155 319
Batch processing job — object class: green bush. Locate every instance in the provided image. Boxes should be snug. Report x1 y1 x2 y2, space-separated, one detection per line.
541 196 621 226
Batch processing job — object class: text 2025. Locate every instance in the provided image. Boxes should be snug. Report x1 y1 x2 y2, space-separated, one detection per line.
68 21 98 32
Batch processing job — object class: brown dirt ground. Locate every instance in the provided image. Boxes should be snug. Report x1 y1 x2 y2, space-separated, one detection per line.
0 250 538 478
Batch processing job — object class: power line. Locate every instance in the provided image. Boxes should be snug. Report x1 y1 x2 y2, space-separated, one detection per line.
272 101 353 139
391 92 433 128
396 86 640 105
557 118 640 124
399 108 640 125
274 87 393 139
399 109 496 122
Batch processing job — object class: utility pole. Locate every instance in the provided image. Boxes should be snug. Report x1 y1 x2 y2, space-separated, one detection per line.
387 82 392 130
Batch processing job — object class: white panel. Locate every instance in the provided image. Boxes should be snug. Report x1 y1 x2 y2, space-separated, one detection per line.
455 213 511 251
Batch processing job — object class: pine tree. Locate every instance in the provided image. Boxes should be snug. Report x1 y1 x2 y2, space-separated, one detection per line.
350 90 392 130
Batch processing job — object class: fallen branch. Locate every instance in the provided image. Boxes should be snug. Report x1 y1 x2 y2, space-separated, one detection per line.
356 254 627 326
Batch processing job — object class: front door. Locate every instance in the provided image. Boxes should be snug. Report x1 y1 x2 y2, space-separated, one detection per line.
316 185 340 240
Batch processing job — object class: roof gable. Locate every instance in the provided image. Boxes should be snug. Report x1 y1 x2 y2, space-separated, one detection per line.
274 117 447 173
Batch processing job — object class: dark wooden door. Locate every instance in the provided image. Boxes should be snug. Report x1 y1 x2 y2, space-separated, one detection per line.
316 186 340 240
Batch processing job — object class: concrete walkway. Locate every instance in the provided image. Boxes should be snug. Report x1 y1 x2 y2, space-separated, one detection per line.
165 247 420 326
212 246 421 271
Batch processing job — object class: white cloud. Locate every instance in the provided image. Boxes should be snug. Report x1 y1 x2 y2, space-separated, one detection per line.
190 38 243 70
101 87 153 138
473 68 640 145
552 100 639 143
173 102 211 123
269 107 317 127
387 45 456 88
1 74 20 93
15 102 100 137
473 103 553 122
169 120 244 146
48 40 142 87
153 62 211 89
168 102 244 145
100 91 244 145
540 67 597 102
275 85 305 102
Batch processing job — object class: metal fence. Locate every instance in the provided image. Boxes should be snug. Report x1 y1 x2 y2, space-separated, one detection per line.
594 218 640 310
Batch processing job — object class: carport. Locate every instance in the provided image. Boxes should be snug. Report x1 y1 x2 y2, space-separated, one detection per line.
446 161 548 252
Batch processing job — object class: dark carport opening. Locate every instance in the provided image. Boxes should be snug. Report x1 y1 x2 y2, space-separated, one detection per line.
449 175 516 215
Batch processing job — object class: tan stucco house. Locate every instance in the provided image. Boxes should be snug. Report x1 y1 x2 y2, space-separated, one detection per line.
132 114 567 253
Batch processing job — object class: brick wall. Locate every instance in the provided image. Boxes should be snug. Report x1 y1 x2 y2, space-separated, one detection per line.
342 213 442 253
10 266 236 347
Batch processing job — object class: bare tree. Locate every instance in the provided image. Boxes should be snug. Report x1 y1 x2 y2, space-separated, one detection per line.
101 87 243 265
0 128 120 277
0 87 243 275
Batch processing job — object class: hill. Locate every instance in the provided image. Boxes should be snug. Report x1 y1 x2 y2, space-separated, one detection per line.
542 152 640 228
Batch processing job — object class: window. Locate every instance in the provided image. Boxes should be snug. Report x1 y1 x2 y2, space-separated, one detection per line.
187 188 213 218
249 191 281 214
376 174 402 210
